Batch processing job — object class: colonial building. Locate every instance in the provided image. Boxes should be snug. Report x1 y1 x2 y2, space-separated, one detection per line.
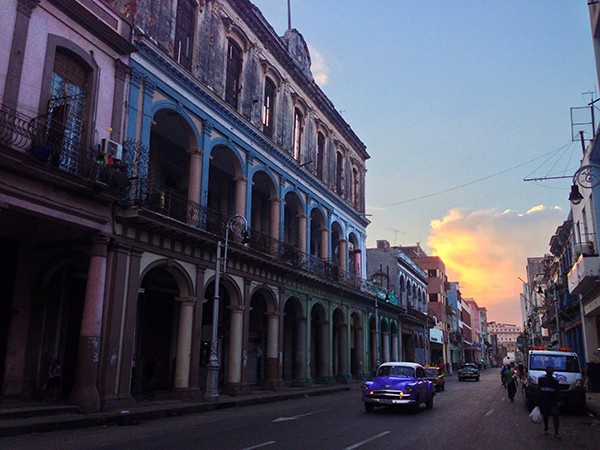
1 0 382 413
366 240 429 365
0 0 135 412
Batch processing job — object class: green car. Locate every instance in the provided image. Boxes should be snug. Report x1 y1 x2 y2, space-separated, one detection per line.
458 363 480 382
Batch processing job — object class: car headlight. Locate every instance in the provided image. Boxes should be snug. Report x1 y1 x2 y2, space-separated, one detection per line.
575 379 583 388
528 375 538 385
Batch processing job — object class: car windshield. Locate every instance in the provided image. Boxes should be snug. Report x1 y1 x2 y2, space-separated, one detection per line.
529 355 581 373
378 365 415 378
424 368 439 377
460 365 476 371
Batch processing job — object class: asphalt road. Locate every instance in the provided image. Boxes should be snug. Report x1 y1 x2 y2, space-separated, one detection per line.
1 370 598 450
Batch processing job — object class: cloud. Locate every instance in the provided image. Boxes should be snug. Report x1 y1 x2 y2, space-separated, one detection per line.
308 45 329 86
427 205 565 325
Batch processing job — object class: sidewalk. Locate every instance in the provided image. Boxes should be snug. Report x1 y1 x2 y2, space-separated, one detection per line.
0 384 355 437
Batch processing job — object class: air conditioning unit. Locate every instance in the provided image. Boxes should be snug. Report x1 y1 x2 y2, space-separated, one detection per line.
100 138 123 160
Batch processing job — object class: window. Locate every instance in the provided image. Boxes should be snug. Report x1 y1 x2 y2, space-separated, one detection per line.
428 269 437 278
429 294 439 302
175 0 195 70
44 49 88 171
316 132 325 179
225 39 243 108
262 77 276 137
352 167 359 208
292 108 303 161
336 151 344 194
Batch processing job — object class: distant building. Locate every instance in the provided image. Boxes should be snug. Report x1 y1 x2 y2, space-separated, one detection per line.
489 322 521 364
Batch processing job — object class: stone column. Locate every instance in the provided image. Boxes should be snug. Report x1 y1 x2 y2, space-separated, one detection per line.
298 214 308 255
338 239 347 271
187 148 202 224
391 333 399 362
235 176 247 217
174 297 197 390
382 331 391 362
320 227 329 260
270 198 281 239
70 234 108 413
226 306 245 388
264 312 282 389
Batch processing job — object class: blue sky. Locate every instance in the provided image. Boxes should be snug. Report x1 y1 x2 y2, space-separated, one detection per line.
251 0 598 323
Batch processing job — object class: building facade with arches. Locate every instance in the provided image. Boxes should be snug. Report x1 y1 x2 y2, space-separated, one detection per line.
0 0 424 414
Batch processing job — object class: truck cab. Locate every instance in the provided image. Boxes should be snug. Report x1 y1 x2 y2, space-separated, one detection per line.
524 347 586 411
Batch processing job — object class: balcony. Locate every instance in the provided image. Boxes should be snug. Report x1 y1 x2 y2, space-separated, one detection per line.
122 178 373 293
0 103 128 192
567 252 600 296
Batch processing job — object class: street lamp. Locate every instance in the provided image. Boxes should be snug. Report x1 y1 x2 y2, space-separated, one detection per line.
205 214 249 402
569 164 600 205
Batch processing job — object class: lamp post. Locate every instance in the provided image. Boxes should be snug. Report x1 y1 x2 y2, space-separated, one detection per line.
569 164 600 205
205 214 249 402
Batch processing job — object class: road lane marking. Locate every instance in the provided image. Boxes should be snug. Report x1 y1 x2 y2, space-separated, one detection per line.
242 441 276 449
344 431 391 449
485 409 495 416
272 408 332 422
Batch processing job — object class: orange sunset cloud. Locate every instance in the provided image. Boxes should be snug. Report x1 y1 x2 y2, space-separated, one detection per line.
426 206 565 325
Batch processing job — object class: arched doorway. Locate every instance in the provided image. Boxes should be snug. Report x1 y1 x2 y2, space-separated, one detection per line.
283 297 306 386
32 254 89 401
132 267 179 399
332 308 349 382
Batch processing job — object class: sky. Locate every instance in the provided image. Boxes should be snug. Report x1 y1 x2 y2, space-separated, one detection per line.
250 0 599 325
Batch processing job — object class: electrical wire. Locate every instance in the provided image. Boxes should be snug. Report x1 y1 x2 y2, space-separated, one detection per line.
385 142 574 207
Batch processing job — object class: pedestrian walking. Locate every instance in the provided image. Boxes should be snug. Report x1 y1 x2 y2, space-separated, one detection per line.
537 366 561 439
503 362 518 401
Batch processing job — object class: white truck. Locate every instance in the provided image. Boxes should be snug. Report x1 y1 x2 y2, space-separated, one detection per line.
524 348 586 411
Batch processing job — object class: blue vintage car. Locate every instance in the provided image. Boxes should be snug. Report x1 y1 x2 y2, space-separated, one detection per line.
362 362 436 413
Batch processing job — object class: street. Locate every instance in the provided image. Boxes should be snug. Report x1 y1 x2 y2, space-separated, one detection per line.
1 369 598 450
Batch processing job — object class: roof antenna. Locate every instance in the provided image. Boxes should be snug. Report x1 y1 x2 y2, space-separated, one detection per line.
287 0 292 30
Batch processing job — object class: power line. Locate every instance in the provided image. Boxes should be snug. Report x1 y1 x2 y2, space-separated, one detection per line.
385 142 573 208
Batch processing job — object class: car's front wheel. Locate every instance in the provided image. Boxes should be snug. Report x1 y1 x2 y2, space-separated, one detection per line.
364 402 374 413
425 394 434 409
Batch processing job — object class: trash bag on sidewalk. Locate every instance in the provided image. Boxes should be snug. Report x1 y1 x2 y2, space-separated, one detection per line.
529 406 542 424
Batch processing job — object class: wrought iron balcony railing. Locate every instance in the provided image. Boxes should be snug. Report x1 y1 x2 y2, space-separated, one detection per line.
0 103 128 190
123 177 368 291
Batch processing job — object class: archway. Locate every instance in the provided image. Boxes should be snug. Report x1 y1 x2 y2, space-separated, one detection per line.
283 297 306 385
133 267 180 399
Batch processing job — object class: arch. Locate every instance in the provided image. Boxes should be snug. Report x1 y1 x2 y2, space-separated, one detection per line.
28 251 90 401
283 190 305 253
247 287 278 387
133 266 182 399
150 101 202 149
206 142 245 221
139 258 195 299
